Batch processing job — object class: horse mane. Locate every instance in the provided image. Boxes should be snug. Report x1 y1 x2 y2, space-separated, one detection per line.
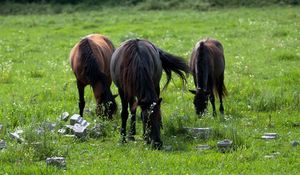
121 39 157 103
78 38 108 88
195 41 208 90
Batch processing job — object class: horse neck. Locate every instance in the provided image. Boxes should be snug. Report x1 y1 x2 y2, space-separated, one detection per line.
93 80 112 104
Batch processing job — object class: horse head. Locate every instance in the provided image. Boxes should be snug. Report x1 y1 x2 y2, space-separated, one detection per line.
139 98 163 149
96 92 118 119
189 88 210 116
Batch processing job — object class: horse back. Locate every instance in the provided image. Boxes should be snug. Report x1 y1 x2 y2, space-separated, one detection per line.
70 34 114 85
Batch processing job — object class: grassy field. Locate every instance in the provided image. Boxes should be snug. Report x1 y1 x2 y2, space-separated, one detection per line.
0 5 300 174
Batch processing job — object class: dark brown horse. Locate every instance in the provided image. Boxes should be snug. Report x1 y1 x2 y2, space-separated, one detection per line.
110 39 189 149
70 34 117 118
189 38 227 116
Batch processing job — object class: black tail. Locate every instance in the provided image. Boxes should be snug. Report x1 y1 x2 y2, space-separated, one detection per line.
157 48 189 90
78 38 107 87
217 73 227 98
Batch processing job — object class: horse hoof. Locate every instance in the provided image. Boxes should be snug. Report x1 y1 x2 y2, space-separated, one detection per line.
127 135 135 141
151 141 163 150
120 136 127 143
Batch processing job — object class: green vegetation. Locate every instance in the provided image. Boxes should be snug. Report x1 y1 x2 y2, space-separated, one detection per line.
0 5 300 174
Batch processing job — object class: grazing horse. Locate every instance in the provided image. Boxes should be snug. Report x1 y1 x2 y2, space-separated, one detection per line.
70 34 117 118
110 39 189 149
189 38 227 116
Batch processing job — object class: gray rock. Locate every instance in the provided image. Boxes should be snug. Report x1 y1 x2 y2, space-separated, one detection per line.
69 114 89 126
73 123 87 138
58 128 66 135
164 145 173 151
36 127 44 135
41 122 56 132
46 157 66 169
70 114 82 126
184 127 211 139
291 140 300 146
60 112 70 121
264 133 278 138
0 140 6 149
9 132 24 143
261 135 276 140
0 124 3 133
265 152 280 159
217 139 233 152
65 125 74 134
261 132 278 140
196 144 211 151
89 123 104 138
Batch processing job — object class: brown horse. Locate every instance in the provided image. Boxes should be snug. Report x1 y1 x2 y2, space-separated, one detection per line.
70 34 117 118
110 39 189 149
189 38 227 116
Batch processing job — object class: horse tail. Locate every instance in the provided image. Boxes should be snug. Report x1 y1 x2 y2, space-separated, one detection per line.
157 48 189 90
216 72 227 98
78 38 107 87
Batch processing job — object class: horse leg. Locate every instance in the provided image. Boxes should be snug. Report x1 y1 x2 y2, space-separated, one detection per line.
210 93 216 117
77 81 85 117
219 96 224 115
155 85 163 129
119 89 129 143
128 97 137 141
218 73 225 115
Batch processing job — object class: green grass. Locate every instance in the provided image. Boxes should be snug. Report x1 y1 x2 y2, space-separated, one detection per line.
0 6 300 174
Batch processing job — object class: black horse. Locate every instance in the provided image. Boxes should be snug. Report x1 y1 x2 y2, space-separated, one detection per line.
70 34 117 118
110 39 189 149
189 38 227 116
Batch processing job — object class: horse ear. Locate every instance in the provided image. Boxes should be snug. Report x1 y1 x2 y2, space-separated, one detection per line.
113 94 118 99
189 90 196 94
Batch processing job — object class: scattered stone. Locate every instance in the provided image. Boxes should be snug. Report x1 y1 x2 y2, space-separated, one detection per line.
196 144 211 151
58 128 67 135
65 125 74 134
36 127 44 135
264 133 278 138
41 122 56 132
265 152 280 159
291 140 300 147
261 135 276 140
164 145 173 151
15 129 24 135
0 140 6 149
69 114 90 127
89 123 104 138
217 139 233 152
0 124 3 133
184 127 211 139
73 123 87 138
264 155 275 159
60 112 70 121
261 133 277 140
70 114 82 125
9 132 24 143
46 157 66 169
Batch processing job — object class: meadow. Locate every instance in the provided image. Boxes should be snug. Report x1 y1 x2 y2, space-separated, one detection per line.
0 5 300 174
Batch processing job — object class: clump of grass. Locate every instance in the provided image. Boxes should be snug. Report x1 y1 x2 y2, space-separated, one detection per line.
30 70 44 78
274 51 299 61
0 60 13 84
